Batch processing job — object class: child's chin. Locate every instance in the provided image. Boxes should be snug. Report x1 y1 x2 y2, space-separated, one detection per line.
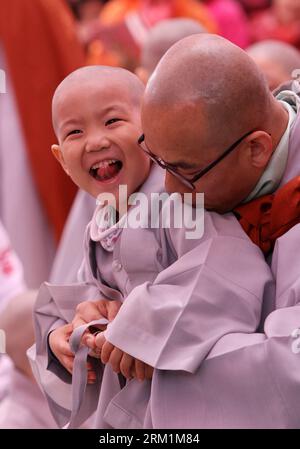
93 182 121 202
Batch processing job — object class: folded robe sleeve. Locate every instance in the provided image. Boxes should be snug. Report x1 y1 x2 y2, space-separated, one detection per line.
104 212 273 373
140 224 300 428
105 226 300 429
144 303 300 428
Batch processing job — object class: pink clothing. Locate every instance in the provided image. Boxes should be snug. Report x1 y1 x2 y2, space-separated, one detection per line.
206 0 250 48
250 8 300 48
239 0 270 14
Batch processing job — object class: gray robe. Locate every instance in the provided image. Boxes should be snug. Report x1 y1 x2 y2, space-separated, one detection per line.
28 165 272 428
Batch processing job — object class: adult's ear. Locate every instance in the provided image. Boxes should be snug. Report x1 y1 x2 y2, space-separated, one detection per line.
247 131 273 169
51 144 70 176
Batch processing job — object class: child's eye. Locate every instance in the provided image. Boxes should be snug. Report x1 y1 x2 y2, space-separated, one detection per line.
66 129 82 137
105 118 122 126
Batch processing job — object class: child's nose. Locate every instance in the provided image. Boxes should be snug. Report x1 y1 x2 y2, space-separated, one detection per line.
85 134 110 153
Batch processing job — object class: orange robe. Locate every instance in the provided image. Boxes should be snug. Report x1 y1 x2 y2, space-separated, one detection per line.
88 0 217 67
0 0 85 242
100 0 218 32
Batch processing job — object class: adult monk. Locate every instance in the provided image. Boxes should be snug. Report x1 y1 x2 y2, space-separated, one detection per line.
133 33 300 427
0 0 85 287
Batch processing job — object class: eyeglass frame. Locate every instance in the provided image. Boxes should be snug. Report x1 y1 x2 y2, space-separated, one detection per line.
138 129 256 190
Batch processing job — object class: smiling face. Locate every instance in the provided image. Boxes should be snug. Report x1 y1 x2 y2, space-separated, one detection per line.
52 70 151 209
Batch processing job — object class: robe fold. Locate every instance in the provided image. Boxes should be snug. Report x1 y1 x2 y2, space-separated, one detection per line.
29 166 273 428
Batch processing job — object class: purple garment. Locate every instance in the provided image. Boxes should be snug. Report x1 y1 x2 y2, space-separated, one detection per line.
29 166 272 428
146 224 300 429
141 85 300 428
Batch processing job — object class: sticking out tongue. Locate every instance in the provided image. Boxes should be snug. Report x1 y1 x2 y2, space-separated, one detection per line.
93 161 122 182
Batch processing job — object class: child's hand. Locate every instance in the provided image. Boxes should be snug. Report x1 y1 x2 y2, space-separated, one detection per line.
95 332 154 381
73 299 122 328
48 323 96 384
72 299 122 345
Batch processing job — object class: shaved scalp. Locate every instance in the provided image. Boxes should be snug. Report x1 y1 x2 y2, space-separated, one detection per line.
247 40 300 77
52 66 145 131
144 34 273 151
141 18 207 74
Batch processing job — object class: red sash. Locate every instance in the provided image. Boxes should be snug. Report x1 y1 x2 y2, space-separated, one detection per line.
234 176 300 255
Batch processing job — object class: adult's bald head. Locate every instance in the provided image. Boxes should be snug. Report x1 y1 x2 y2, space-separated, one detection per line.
52 65 145 134
143 34 273 151
247 40 300 90
141 34 288 212
141 18 207 75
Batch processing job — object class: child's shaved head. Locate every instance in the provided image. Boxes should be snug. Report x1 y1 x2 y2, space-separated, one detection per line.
52 66 145 136
51 65 150 205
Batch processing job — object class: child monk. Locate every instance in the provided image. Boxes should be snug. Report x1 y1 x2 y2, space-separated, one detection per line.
29 66 272 428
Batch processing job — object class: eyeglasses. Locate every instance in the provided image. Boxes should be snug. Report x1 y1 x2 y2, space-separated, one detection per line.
138 130 256 190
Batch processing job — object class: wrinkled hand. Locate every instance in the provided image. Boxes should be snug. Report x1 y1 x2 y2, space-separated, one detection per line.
94 332 154 381
48 323 96 384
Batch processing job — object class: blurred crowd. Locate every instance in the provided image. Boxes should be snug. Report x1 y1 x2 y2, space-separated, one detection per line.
1 0 300 429
68 0 300 68
65 0 300 89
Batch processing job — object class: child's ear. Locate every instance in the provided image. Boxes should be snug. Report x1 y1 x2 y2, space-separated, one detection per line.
51 144 70 176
